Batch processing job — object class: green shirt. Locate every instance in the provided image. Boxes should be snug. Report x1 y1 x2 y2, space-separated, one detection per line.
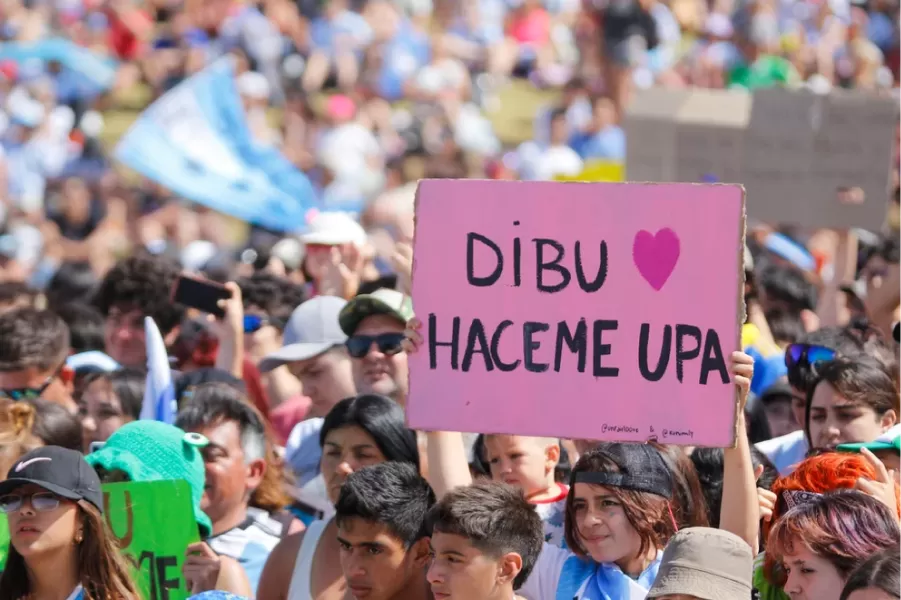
728 55 799 90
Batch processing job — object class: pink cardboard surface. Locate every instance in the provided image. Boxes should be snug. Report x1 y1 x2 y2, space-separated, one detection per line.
408 180 746 447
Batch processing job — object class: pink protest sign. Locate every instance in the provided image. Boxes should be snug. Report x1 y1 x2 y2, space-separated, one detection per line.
408 180 746 447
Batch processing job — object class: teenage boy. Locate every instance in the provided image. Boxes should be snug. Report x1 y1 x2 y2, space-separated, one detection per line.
427 481 544 600
335 462 435 600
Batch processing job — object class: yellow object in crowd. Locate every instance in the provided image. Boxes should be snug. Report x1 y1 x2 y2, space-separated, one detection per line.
555 160 625 183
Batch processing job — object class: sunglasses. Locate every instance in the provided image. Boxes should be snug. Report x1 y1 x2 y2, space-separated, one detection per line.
0 492 61 514
243 314 269 334
784 344 836 370
0 368 60 401
346 333 406 359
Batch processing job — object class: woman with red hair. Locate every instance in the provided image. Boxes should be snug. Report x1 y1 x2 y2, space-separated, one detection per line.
767 491 900 600
754 451 900 600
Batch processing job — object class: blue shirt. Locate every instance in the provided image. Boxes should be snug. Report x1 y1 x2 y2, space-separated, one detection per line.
569 127 626 161
375 22 430 101
309 11 373 54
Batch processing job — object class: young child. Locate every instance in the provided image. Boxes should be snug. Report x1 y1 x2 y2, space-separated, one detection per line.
480 434 568 547
426 481 545 600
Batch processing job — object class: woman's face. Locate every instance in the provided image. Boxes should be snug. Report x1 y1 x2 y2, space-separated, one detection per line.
320 425 387 503
4 483 80 559
78 378 134 452
808 382 895 449
571 483 643 567
781 540 846 600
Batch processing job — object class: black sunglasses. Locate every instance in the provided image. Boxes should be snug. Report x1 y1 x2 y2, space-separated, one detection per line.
784 343 836 370
345 333 406 359
0 364 63 401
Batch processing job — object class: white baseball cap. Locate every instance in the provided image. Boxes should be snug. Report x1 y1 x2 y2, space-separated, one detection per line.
299 212 367 247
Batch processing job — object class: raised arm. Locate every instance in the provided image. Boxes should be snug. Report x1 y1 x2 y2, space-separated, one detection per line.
719 351 761 552
403 317 474 498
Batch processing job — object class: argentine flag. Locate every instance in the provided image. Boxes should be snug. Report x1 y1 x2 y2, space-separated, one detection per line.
139 317 177 423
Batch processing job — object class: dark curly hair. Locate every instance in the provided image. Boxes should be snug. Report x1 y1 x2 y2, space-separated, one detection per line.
93 253 185 335
237 272 306 327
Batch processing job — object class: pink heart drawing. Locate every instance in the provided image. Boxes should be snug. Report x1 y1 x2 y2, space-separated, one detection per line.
633 228 680 291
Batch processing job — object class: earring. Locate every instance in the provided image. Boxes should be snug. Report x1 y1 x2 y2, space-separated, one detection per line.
74 531 83 544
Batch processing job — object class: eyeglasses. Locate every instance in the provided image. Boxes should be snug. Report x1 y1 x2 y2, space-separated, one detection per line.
784 344 836 370
243 314 270 334
0 492 61 514
345 333 406 359
0 368 60 401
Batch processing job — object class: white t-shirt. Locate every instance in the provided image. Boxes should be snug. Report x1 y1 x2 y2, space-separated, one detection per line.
533 483 568 548
755 430 808 476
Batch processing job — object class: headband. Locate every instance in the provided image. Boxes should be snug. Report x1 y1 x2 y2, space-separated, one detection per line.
573 471 671 498
781 490 822 511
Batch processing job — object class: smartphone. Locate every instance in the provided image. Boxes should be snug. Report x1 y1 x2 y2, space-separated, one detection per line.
171 274 231 318
89 441 106 454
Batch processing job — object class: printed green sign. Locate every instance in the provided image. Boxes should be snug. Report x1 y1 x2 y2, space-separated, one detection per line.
103 480 200 600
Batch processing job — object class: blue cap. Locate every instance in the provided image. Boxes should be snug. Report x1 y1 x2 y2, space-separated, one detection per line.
764 233 816 272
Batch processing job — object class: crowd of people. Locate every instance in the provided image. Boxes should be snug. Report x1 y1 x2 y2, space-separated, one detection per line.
0 210 896 600
0 0 899 599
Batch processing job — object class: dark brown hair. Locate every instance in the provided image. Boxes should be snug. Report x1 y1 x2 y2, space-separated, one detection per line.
650 443 709 528
427 481 544 590
0 308 69 372
804 356 899 445
0 500 138 600
840 546 900 600
564 449 676 560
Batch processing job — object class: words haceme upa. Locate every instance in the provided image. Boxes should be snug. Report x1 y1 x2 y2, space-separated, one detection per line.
425 315 730 385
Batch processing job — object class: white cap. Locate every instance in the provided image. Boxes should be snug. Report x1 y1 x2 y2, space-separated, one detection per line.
272 237 304 270
7 90 45 128
180 240 218 272
300 212 367 247
236 71 270 101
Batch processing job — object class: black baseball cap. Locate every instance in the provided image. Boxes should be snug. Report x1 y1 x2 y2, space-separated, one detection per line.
572 443 674 499
0 446 104 513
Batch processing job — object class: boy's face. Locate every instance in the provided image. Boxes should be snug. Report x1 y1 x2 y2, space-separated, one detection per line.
428 531 516 600
337 517 427 600
483 436 554 496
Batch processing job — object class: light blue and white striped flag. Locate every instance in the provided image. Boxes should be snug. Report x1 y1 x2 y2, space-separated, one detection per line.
139 317 176 424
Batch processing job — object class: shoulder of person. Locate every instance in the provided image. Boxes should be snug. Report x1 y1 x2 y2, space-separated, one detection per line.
259 529 307 587
216 554 253 597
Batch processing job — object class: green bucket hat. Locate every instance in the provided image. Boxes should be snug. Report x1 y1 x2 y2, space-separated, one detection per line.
86 420 213 537
837 424 901 454
339 288 414 336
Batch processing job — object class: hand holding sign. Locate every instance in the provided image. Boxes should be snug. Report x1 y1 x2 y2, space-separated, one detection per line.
183 542 223 594
730 350 753 412
401 317 424 354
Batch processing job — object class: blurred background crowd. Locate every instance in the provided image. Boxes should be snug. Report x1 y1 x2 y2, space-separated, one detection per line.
0 0 898 289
